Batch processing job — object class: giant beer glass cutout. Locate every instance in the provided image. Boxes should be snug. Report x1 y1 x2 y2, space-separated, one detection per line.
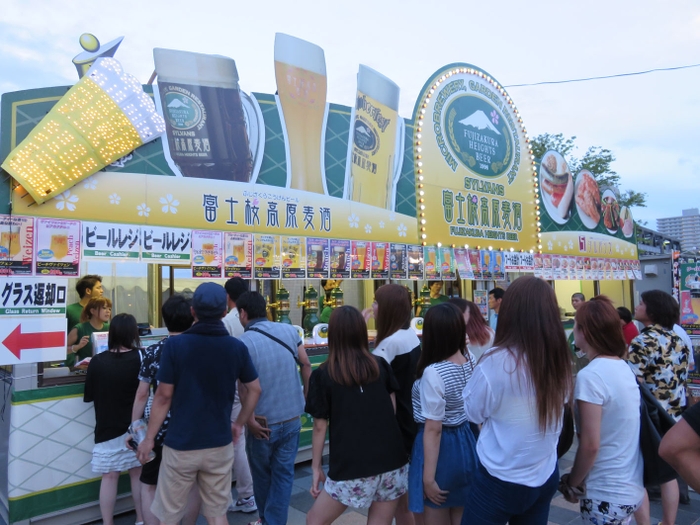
347 65 403 209
154 48 264 182
274 33 328 194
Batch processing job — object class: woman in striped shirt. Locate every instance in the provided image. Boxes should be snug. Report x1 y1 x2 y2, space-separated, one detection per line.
408 302 477 525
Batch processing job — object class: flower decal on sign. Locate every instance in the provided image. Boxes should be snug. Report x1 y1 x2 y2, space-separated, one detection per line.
490 110 499 126
137 203 151 217
364 224 372 234
55 191 78 211
109 193 121 205
398 223 407 237
348 214 359 228
83 176 98 190
159 194 180 214
379 221 385 229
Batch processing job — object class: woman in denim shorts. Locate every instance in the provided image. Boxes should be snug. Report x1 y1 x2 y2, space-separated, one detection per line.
306 306 409 525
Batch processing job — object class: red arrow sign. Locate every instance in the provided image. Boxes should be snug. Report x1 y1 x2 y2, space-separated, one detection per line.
2 325 65 359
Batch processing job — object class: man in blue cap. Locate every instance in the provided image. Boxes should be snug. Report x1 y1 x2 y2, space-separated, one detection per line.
137 282 261 525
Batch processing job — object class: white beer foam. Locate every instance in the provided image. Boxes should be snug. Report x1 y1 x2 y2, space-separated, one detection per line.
357 64 400 112
153 48 239 88
274 33 326 76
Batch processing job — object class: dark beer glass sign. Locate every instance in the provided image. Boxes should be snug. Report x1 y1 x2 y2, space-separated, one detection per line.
154 48 253 182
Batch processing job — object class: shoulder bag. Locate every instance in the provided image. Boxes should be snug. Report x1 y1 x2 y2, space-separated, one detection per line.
638 381 677 486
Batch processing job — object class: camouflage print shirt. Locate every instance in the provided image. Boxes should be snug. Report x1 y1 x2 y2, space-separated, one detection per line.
628 324 690 420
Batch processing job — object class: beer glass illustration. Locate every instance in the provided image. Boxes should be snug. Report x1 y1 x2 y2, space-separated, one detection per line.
354 242 367 269
232 240 246 266
154 48 260 183
375 243 387 271
347 65 401 209
427 250 437 270
51 234 69 260
331 246 345 269
274 33 328 195
202 243 216 265
0 231 20 258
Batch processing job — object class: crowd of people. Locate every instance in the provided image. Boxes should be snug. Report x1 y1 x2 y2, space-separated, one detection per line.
73 273 700 525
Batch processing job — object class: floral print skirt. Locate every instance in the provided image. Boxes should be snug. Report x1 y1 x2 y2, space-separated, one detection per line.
323 463 409 509
580 498 639 525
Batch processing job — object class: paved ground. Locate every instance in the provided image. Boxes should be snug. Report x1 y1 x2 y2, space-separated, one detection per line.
111 446 700 525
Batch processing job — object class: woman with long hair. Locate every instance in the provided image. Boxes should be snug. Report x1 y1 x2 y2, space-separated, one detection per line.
461 276 573 525
448 298 494 362
306 306 409 525
408 303 477 525
84 313 144 525
372 284 421 524
66 296 112 367
559 296 644 524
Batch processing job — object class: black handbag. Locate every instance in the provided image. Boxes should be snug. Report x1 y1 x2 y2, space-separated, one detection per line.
557 403 575 458
638 382 677 486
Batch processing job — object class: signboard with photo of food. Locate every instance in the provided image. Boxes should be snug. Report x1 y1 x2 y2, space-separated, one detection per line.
538 149 638 260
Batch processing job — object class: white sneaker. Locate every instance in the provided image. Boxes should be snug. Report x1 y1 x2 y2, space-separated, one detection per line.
228 495 257 513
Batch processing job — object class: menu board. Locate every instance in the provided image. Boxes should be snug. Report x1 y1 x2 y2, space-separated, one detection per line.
424 246 439 280
493 251 505 281
281 236 305 278
454 248 473 279
306 238 329 279
439 246 456 280
407 244 424 280
35 218 80 276
224 232 253 278
542 254 553 280
371 242 390 279
390 243 407 280
192 230 223 278
254 234 280 279
469 249 482 280
330 239 351 279
351 241 370 279
0 215 33 276
480 250 493 281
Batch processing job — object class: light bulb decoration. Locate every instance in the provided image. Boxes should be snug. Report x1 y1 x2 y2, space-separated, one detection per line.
2 58 165 205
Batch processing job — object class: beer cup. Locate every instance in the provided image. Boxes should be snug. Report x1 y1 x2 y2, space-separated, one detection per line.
375 243 387 271
348 65 401 209
232 240 246 266
202 243 216 264
154 48 253 182
274 33 328 195
0 231 20 258
355 242 367 269
51 234 69 260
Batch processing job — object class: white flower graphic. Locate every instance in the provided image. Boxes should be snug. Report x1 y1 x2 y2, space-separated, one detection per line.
55 191 78 212
563 245 568 252
389 212 396 222
547 241 554 250
109 193 121 205
348 214 359 228
137 203 151 217
398 223 407 237
379 221 385 229
159 194 180 214
83 176 98 190
568 240 574 248
364 224 372 234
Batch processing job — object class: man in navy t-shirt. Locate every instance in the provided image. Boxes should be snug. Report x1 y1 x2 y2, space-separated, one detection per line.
137 282 261 525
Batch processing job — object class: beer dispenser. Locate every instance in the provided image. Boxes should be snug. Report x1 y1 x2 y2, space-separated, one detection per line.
268 284 292 325
297 285 320 337
417 283 432 317
323 286 344 311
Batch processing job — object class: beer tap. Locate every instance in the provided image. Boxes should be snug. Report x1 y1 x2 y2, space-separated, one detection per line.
297 285 320 337
416 283 432 318
268 284 292 324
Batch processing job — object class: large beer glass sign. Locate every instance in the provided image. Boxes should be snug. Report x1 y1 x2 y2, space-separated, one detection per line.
414 64 537 251
154 48 264 182
274 33 328 194
347 65 404 210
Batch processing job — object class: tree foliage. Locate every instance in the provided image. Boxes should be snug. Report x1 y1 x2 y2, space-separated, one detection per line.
530 133 646 208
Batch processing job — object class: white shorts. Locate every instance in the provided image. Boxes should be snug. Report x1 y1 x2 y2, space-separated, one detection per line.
91 433 141 474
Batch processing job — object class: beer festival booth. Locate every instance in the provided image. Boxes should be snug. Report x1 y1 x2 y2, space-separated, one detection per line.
0 34 640 524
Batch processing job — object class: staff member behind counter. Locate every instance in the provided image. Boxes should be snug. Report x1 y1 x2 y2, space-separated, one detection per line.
66 297 112 368
66 275 104 333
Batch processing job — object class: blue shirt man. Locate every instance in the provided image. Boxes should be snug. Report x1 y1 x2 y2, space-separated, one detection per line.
138 282 261 525
236 291 312 525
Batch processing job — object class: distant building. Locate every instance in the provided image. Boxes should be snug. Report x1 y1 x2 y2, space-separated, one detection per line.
657 208 700 253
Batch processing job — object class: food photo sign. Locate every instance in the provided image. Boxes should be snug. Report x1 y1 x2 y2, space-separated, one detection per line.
538 149 638 261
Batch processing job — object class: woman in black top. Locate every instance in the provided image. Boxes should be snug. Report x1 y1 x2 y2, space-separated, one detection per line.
306 306 408 525
84 313 144 525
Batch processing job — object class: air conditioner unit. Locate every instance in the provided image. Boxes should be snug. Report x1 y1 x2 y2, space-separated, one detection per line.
644 264 658 276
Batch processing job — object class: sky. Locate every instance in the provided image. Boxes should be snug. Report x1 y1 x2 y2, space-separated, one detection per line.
2 0 699 228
